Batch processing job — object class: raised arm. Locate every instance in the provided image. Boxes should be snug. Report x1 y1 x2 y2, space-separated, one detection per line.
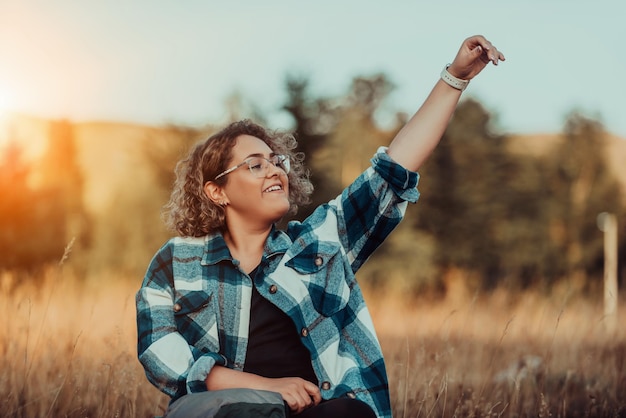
387 35 505 171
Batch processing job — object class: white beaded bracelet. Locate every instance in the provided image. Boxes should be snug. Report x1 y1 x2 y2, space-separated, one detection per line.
440 64 469 91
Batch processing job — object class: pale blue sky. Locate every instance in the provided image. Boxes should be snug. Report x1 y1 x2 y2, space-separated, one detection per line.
1 0 625 136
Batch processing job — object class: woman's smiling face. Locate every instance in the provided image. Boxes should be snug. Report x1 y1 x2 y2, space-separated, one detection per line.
219 134 291 226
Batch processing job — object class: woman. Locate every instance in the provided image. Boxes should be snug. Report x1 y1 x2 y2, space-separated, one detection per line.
137 35 504 418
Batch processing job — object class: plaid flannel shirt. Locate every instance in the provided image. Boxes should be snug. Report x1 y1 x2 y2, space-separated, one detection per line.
136 147 420 418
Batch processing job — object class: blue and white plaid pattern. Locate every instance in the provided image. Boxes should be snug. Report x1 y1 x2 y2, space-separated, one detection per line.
136 147 420 418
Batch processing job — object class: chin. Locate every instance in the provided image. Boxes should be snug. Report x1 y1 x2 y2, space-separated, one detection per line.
272 205 291 221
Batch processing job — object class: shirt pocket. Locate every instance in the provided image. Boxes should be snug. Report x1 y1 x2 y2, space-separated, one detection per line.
173 290 220 353
285 241 351 317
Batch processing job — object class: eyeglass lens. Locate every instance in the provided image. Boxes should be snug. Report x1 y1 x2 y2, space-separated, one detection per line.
247 156 289 177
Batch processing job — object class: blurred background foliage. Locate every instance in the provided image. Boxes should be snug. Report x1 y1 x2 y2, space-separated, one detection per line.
1 73 625 298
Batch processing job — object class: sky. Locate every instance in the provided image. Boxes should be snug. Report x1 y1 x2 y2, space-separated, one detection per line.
1 0 625 137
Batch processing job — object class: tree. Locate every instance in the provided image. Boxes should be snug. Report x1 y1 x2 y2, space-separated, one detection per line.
282 76 340 220
0 142 65 271
544 113 626 289
38 120 91 252
142 124 204 196
327 74 396 188
410 99 515 289
408 106 626 294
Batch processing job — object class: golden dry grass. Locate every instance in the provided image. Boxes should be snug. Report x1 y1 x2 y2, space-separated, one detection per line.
0 268 169 417
1 269 624 417
367 286 626 417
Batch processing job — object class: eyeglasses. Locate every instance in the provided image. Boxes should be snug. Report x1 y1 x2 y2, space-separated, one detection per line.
213 154 290 180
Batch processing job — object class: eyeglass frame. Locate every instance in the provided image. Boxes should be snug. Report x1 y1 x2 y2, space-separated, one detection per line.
212 154 290 181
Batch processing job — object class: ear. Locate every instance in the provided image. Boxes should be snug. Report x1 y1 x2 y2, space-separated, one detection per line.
203 181 228 206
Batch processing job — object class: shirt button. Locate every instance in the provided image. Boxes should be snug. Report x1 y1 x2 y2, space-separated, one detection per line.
321 381 331 390
314 256 323 267
300 327 309 337
269 284 278 294
173 303 182 313
346 391 356 399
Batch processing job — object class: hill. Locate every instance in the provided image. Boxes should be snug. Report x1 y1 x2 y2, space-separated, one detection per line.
2 113 626 212
73 121 165 212
506 132 626 198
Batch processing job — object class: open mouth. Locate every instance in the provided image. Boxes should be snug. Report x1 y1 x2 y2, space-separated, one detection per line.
263 184 283 193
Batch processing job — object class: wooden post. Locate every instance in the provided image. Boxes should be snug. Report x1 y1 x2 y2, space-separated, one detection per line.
597 212 618 333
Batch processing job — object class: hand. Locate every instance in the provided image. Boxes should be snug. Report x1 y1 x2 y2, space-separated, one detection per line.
265 377 322 414
447 35 505 81
205 367 322 414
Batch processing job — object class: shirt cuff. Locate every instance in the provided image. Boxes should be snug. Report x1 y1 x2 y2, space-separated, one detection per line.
185 353 227 393
371 146 420 203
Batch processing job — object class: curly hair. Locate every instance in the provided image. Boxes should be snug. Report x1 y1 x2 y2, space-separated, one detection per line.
163 119 313 237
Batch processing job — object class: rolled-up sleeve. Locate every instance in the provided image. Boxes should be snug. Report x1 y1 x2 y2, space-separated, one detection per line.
313 146 420 272
371 146 420 203
136 243 225 400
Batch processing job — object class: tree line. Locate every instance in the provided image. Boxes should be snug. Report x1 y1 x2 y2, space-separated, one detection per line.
1 74 624 296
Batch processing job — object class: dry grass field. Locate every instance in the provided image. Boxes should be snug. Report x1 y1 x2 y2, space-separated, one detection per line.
1 268 624 418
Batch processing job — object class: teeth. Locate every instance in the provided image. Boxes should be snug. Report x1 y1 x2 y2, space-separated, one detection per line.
264 185 282 193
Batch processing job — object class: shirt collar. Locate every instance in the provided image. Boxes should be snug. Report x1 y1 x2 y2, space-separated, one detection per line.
200 226 292 266
264 226 292 257
201 233 231 266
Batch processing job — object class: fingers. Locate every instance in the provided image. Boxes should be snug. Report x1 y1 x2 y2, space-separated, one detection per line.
466 35 505 66
304 381 322 405
285 392 312 414
277 378 321 414
486 45 505 65
283 392 309 414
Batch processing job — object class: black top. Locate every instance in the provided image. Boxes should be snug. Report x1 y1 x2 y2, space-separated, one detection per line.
243 266 318 385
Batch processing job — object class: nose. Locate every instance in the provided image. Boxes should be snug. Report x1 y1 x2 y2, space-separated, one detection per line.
266 161 285 177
